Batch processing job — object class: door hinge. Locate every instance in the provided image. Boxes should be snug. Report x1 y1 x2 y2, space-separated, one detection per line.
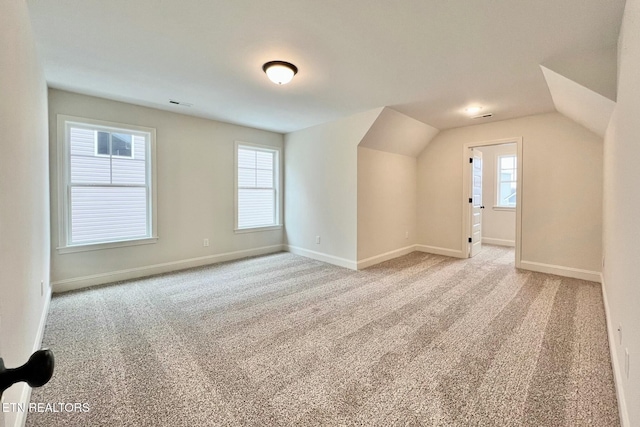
469 157 473 163
468 237 472 243
469 197 473 203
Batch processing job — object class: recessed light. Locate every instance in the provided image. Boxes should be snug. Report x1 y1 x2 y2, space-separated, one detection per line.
262 61 298 85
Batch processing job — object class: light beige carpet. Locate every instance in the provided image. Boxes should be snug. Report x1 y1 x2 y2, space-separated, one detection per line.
26 246 619 426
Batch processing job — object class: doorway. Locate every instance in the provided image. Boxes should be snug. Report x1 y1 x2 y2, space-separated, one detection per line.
461 138 523 267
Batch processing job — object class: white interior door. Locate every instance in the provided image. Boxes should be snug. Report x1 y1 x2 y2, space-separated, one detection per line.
470 149 483 257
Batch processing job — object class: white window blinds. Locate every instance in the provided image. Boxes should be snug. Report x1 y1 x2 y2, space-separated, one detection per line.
237 146 278 229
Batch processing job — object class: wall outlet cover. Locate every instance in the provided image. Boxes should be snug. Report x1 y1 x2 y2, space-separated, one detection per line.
625 348 630 379
619 324 623 345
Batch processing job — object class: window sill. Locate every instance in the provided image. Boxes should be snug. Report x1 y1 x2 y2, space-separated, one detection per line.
234 225 283 234
57 237 158 254
492 206 516 211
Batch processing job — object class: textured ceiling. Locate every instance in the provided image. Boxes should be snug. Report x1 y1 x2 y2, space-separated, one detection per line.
26 0 625 133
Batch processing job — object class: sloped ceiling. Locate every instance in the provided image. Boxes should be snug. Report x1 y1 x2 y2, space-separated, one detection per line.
358 108 439 157
541 65 616 138
25 0 625 133
542 47 617 101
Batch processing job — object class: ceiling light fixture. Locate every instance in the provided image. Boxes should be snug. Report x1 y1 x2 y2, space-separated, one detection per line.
464 106 483 115
262 61 298 85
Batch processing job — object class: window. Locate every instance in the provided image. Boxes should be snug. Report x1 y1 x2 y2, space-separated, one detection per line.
496 154 517 208
235 142 281 231
96 131 133 157
58 115 157 251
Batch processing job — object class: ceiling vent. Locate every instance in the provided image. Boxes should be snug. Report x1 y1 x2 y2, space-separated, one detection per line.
472 113 493 119
169 99 193 107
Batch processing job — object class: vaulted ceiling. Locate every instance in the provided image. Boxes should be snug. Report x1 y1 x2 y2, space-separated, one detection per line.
26 0 625 133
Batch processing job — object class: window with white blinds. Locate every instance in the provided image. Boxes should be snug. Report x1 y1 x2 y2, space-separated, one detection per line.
235 143 281 230
59 116 157 250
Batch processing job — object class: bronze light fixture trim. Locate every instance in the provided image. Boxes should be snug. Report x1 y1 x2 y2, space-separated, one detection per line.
262 61 298 85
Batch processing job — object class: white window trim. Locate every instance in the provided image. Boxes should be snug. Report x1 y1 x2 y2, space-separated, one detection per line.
233 141 283 233
56 114 158 253
495 152 517 209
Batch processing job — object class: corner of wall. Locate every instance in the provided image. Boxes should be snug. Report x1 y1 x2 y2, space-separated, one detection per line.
284 108 383 264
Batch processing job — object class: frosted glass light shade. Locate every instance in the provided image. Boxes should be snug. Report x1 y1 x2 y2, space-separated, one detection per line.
263 61 298 85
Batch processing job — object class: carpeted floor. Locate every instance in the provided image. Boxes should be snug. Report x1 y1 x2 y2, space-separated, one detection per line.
26 246 619 426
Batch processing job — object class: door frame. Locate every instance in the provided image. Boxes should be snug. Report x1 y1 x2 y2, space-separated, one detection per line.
461 137 523 267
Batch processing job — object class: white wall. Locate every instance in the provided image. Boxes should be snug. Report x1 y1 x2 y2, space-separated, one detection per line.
0 2 51 426
357 147 417 265
284 109 381 268
476 144 516 246
602 0 640 424
417 112 603 277
48 90 284 291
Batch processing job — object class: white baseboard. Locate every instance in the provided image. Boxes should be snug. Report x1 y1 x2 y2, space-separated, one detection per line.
285 245 357 270
481 237 515 247
51 244 285 293
519 260 601 283
415 244 466 259
601 274 630 427
357 245 416 270
9 287 52 427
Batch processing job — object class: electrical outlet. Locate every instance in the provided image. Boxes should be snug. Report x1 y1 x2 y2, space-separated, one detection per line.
625 348 630 379
618 325 623 345
405 231 409 239
315 236 320 244
203 238 209 247
602 256 605 269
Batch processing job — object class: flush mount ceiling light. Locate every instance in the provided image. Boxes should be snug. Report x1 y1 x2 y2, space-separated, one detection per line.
262 61 298 85
464 106 483 115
